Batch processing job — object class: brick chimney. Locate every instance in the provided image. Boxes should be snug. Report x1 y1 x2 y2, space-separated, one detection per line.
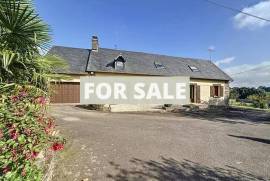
92 36 99 51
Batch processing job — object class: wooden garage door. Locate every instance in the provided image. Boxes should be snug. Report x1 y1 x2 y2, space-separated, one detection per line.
50 82 80 103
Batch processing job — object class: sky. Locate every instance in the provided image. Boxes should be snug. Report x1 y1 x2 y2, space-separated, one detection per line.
35 0 270 87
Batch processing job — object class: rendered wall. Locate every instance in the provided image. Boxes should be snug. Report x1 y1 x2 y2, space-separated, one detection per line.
59 73 230 106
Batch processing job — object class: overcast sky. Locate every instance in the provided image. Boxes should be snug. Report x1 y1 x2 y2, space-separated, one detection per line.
35 0 270 87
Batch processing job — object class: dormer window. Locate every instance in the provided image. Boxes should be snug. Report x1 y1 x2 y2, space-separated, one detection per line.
154 61 166 69
115 61 124 69
114 54 126 70
188 65 199 72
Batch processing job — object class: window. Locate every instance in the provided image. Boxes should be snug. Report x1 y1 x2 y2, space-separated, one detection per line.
114 54 126 70
210 85 224 97
214 86 219 97
115 61 124 69
188 65 199 72
154 61 166 69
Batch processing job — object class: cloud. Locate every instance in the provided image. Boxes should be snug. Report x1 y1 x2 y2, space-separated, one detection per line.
208 45 215 51
224 61 270 87
233 1 270 29
215 57 235 66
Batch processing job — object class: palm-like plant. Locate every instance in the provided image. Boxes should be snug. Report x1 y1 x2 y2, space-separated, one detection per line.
0 0 51 53
0 0 68 90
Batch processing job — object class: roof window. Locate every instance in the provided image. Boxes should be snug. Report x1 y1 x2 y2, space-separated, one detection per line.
188 65 199 72
114 54 126 70
154 61 166 69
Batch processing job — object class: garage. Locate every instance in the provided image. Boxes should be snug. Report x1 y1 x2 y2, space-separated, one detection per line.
50 82 80 103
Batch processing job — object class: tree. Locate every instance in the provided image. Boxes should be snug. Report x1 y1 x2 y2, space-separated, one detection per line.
0 0 50 53
0 0 67 90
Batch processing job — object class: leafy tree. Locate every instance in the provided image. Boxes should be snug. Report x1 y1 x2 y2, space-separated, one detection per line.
258 86 270 92
229 88 239 99
230 87 265 100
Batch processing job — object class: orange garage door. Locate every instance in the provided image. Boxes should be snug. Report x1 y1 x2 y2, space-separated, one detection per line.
50 82 80 103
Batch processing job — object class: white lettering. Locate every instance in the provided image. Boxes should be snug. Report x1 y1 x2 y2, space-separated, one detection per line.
176 83 186 99
146 83 162 100
96 83 111 100
163 83 174 99
114 83 127 99
134 83 145 99
85 83 95 99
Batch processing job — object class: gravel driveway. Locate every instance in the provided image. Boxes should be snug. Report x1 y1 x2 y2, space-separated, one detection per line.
50 105 270 181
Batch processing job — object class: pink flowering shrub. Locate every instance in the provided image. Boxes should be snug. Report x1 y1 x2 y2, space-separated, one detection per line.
0 83 65 180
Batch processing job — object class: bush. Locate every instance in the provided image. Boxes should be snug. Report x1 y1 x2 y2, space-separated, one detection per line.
248 94 269 109
0 83 65 180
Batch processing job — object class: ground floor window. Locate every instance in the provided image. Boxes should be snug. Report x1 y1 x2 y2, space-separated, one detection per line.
211 85 224 98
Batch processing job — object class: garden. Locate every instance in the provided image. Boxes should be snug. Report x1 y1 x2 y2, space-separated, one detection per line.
0 0 66 180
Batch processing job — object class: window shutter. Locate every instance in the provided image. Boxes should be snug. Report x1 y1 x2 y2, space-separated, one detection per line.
220 86 224 97
196 85 200 103
210 86 214 97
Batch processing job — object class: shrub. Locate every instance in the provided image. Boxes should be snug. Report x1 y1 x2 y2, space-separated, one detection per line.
0 83 65 180
248 94 269 109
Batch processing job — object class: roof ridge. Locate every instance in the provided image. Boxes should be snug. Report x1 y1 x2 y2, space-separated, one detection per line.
52 45 90 51
99 47 211 62
52 45 211 62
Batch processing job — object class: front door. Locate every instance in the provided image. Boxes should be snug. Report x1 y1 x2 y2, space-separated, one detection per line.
190 84 200 103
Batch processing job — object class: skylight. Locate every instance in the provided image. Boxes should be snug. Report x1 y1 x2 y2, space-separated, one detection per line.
189 65 199 72
154 62 166 69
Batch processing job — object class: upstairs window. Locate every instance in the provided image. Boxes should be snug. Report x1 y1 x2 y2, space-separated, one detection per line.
115 61 124 69
154 61 166 69
188 65 199 72
114 54 126 70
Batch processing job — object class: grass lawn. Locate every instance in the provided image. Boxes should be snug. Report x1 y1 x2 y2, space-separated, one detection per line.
229 99 269 112
230 105 270 112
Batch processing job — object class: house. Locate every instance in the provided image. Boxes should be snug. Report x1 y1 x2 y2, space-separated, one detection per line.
48 36 232 106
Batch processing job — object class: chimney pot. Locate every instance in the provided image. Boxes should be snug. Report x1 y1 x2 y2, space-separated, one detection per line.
92 36 99 51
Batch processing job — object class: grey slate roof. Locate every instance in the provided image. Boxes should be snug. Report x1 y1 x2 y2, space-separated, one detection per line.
48 46 90 74
49 46 233 81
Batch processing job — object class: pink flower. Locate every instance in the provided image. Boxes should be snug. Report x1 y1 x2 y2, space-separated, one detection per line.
2 166 10 174
11 95 19 102
19 91 28 97
44 127 50 134
9 130 18 140
31 151 39 159
47 118 55 127
35 96 46 105
24 128 31 136
50 143 64 151
26 151 39 160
